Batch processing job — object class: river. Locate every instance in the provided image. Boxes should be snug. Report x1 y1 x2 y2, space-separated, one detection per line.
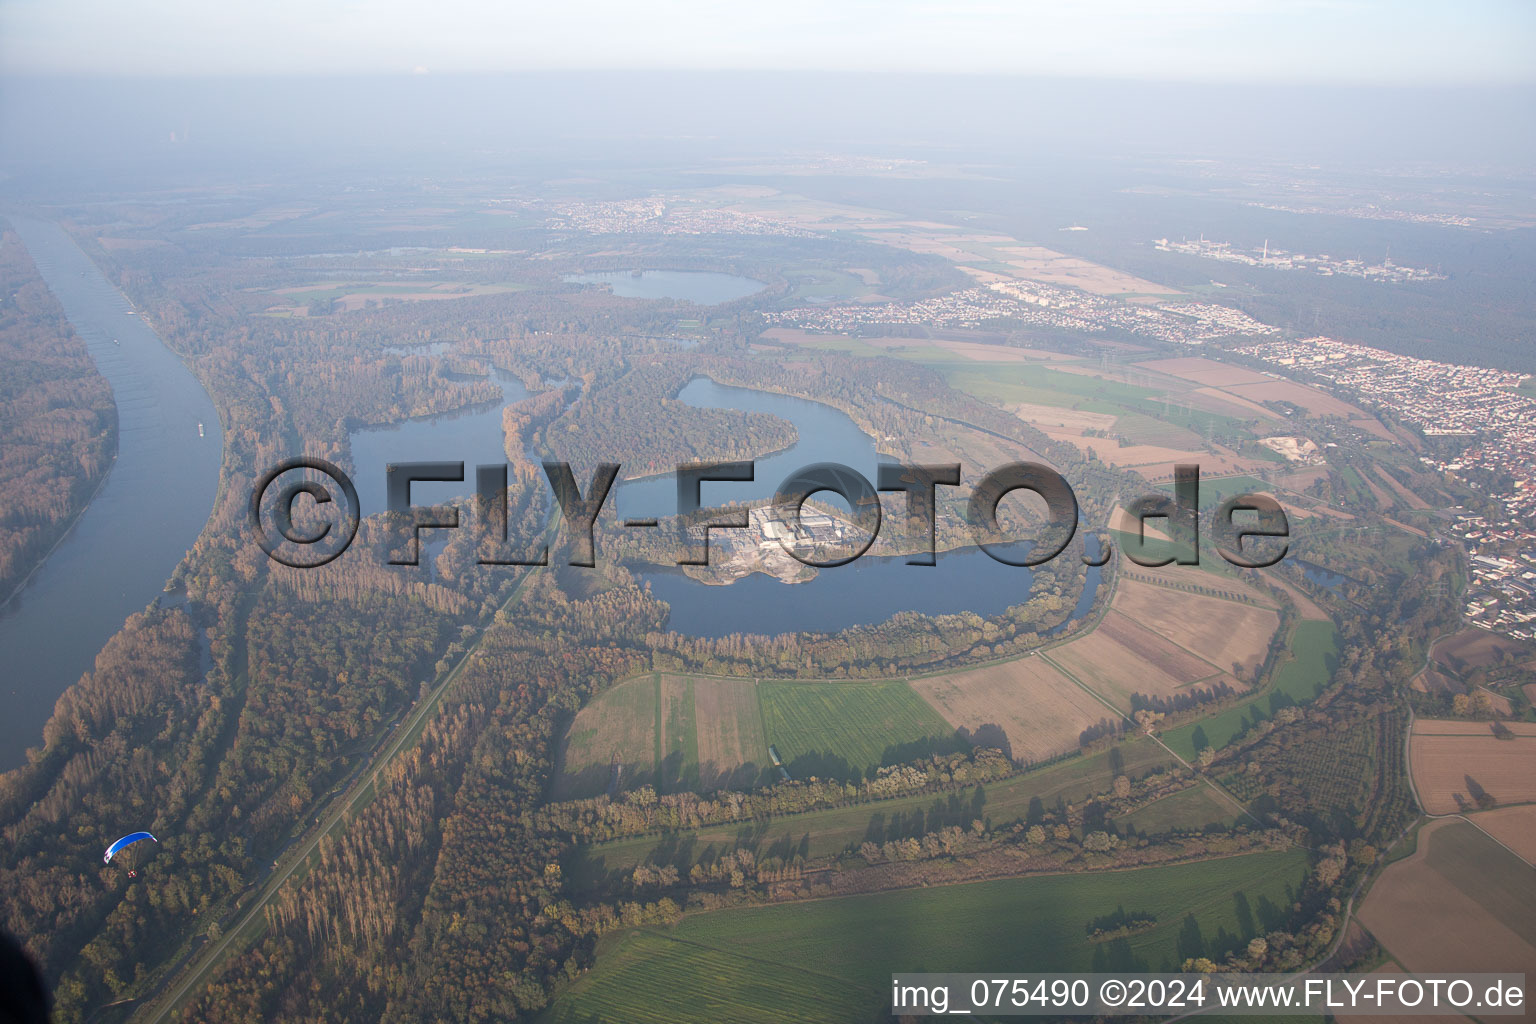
0 216 223 770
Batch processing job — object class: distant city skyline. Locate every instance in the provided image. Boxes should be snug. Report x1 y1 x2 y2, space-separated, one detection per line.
2 0 1533 82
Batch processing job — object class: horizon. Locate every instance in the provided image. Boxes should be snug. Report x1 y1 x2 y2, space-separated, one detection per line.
2 0 1534 83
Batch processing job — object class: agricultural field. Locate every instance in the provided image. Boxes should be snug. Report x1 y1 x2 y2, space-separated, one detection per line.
554 674 659 800
543 849 1310 1024
1131 353 1393 440
1135 357 1272 389
560 674 967 795
758 680 959 781
1408 718 1536 814
658 675 701 790
1112 578 1280 679
1432 627 1536 674
691 676 771 791
981 243 1183 298
1357 819 1536 976
1160 621 1339 760
262 279 525 315
1046 609 1231 712
555 674 775 799
1467 805 1536 866
929 339 1073 363
911 656 1109 765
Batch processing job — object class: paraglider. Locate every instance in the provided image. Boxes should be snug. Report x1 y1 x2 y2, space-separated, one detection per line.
103 832 157 865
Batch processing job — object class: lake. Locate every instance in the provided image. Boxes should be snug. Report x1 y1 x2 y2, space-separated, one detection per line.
352 373 1103 639
564 270 764 305
0 217 223 770
348 369 531 516
617 379 1101 637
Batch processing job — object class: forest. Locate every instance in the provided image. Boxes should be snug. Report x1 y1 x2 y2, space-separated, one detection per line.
0 229 116 600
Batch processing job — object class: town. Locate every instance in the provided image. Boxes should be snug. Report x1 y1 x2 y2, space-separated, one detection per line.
1156 236 1446 283
762 279 1279 346
1238 334 1536 639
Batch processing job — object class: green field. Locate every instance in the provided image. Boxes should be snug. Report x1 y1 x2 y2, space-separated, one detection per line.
1114 783 1238 835
758 680 961 781
658 676 701 791
784 269 880 302
1162 621 1340 760
273 280 527 303
564 738 1176 890
544 849 1310 1024
559 674 962 796
931 362 1254 440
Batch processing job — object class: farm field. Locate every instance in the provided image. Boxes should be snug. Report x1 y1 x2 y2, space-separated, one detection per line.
1160 621 1339 760
264 279 525 314
691 676 770 791
1112 578 1280 678
1134 356 1272 388
566 738 1179 888
562 673 993 797
1047 609 1228 712
1408 718 1536 814
942 361 1255 440
555 674 775 799
758 680 958 781
543 849 1310 1024
911 655 1109 764
658 675 701 791
1468 805 1536 865
1357 819 1536 976
554 674 659 800
1432 627 1536 674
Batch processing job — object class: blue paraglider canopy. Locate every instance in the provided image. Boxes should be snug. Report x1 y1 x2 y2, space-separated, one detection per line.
103 832 157 864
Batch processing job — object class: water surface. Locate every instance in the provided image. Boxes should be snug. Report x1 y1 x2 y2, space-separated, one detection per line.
0 216 223 769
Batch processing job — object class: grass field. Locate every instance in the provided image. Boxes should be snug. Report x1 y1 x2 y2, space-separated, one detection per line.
758 680 960 781
658 675 701 790
1114 783 1238 835
555 674 659 799
556 674 777 798
543 849 1310 1024
1161 621 1339 760
265 280 527 314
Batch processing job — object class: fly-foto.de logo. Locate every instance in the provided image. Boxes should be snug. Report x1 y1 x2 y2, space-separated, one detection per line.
249 458 1288 571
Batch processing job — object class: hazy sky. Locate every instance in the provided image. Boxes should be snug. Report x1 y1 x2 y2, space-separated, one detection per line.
2 0 1533 82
